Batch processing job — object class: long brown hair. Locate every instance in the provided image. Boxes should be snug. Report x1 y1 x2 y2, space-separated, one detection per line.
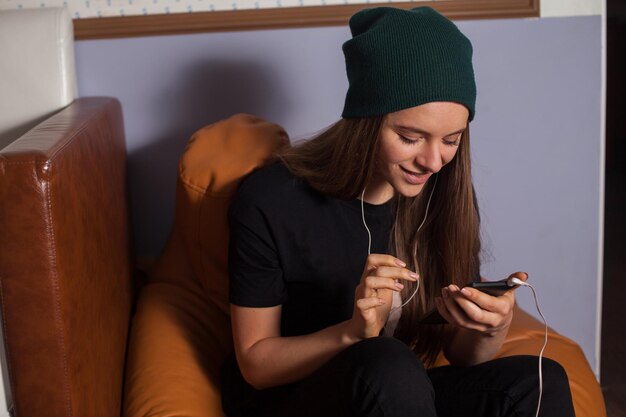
277 116 481 367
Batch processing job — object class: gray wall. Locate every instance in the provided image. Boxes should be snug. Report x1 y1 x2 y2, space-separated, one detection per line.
75 15 603 372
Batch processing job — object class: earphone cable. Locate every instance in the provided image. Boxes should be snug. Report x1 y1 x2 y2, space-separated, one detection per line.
361 174 438 312
525 281 547 417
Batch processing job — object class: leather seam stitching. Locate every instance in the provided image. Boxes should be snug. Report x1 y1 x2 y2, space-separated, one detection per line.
45 173 73 417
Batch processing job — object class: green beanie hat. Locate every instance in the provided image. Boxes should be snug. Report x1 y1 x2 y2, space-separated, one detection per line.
341 6 476 121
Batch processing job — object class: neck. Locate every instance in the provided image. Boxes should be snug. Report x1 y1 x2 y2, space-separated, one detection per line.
361 175 394 205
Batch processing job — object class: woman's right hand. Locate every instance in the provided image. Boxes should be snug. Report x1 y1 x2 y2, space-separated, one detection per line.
348 254 419 340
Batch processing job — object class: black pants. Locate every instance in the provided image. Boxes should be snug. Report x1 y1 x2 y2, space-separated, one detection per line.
222 337 575 417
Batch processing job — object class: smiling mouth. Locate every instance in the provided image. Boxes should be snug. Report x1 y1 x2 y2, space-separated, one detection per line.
400 166 427 176
399 166 432 185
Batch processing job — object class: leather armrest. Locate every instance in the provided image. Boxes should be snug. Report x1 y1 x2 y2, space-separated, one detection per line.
0 97 133 417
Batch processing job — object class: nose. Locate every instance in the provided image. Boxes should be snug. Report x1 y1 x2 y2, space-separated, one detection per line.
414 140 444 173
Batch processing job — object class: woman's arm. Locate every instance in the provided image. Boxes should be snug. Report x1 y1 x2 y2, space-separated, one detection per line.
231 305 358 390
231 254 418 390
436 272 528 367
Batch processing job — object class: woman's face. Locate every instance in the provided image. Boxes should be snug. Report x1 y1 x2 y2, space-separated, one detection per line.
366 101 469 203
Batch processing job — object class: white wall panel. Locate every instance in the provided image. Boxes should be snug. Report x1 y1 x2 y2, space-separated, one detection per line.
541 0 602 17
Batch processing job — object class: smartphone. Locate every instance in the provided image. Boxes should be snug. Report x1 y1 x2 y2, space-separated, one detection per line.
465 279 518 297
417 278 519 324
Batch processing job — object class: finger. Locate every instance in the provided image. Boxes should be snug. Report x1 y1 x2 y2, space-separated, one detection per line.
441 287 472 324
371 266 419 282
458 286 509 314
356 296 386 312
441 287 488 332
364 276 406 293
435 296 482 330
508 271 529 283
449 286 509 329
364 254 408 271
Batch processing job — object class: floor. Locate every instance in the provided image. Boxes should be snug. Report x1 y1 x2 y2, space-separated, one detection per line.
600 170 626 416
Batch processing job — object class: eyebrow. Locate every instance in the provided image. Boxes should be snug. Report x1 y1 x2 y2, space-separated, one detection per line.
395 125 466 137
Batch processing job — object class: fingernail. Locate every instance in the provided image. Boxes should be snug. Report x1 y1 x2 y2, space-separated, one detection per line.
379 298 386 304
409 272 419 280
395 259 406 267
461 288 472 296
395 283 404 290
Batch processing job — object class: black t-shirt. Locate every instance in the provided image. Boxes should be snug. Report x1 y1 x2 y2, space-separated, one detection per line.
223 161 394 415
228 160 394 336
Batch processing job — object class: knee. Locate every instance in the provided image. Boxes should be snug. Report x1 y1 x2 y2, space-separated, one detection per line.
540 357 573 399
505 356 574 415
514 356 570 387
344 337 429 386
541 357 569 386
341 337 436 414
506 356 572 399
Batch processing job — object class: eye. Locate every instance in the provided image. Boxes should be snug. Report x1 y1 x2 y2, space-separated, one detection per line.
443 133 462 147
398 135 418 145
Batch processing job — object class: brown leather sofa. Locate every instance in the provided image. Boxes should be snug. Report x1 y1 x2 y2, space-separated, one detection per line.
0 98 607 417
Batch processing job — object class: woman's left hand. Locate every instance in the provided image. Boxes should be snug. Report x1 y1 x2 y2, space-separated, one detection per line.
435 272 528 336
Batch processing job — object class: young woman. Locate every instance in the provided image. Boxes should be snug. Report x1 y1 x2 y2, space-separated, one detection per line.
221 6 576 417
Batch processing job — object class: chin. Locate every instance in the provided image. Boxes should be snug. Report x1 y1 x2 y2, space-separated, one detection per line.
395 183 425 198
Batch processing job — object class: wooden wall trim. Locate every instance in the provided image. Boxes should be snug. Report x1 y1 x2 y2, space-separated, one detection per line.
74 0 539 40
